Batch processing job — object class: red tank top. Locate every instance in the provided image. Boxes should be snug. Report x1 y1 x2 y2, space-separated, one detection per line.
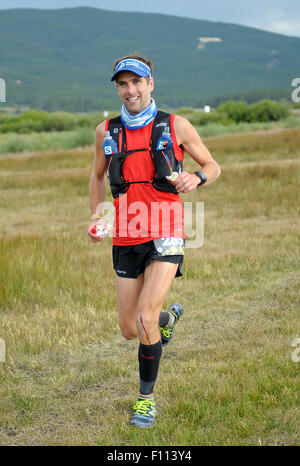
106 114 185 245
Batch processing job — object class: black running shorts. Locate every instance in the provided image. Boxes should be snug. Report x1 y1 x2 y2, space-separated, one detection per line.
112 239 184 279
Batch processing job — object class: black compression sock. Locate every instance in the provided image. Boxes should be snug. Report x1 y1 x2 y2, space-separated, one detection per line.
138 340 162 395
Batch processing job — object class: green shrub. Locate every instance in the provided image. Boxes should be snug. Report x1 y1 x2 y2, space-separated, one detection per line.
0 121 21 133
75 113 105 128
216 99 290 124
177 107 195 115
189 111 232 126
43 112 76 131
0 110 109 134
216 101 249 123
18 110 49 121
247 100 289 122
0 110 49 133
0 113 13 124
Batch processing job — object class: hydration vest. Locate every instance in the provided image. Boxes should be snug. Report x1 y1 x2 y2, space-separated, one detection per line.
104 111 183 198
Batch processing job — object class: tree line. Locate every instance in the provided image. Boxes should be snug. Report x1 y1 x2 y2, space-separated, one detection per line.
0 100 293 134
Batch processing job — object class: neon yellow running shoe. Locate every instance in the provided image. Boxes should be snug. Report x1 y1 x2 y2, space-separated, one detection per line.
130 396 157 428
159 302 184 347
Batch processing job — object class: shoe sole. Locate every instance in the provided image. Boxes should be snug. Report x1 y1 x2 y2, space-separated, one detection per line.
130 419 156 428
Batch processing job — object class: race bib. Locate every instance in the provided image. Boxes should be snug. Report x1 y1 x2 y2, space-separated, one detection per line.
153 238 185 256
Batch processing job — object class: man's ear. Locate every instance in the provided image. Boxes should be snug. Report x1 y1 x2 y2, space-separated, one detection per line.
149 77 154 92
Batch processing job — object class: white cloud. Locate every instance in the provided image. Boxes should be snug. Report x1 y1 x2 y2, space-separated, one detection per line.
252 8 300 36
272 19 300 36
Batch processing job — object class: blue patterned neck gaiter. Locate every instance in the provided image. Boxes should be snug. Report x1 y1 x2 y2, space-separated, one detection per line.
121 98 158 130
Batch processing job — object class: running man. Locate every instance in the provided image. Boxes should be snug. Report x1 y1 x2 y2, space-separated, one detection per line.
87 54 221 428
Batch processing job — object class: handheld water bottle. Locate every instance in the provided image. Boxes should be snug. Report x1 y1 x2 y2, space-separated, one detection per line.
156 126 173 150
103 131 118 155
91 222 111 238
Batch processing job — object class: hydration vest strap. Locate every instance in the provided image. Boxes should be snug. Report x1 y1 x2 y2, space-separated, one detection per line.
124 148 149 156
108 112 176 157
106 112 182 196
127 180 151 184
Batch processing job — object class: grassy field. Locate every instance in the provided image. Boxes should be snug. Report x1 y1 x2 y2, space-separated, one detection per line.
0 128 299 445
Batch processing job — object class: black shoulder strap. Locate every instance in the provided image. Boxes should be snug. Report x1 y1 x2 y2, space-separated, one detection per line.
107 116 126 153
108 112 174 154
150 111 171 151
109 116 122 125
156 110 170 119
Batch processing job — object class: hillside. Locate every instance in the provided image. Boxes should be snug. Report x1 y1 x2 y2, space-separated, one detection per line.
0 7 300 110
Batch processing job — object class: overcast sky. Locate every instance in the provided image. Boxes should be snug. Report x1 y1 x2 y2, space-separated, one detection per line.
1 0 300 37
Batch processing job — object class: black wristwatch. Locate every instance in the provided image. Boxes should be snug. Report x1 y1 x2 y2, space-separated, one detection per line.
193 171 207 187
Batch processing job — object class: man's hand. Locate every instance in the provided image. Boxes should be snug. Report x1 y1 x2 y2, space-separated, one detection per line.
172 171 200 193
87 219 110 243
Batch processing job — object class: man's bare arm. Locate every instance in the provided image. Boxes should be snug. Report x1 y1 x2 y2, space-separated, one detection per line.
89 120 107 215
87 121 109 242
173 114 221 193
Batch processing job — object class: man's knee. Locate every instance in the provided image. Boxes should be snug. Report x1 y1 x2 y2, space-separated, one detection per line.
119 318 138 340
136 310 159 335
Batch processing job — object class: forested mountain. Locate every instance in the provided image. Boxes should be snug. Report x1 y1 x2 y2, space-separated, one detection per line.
1 7 299 110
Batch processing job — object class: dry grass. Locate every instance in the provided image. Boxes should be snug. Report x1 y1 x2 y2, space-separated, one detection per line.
0 128 299 445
